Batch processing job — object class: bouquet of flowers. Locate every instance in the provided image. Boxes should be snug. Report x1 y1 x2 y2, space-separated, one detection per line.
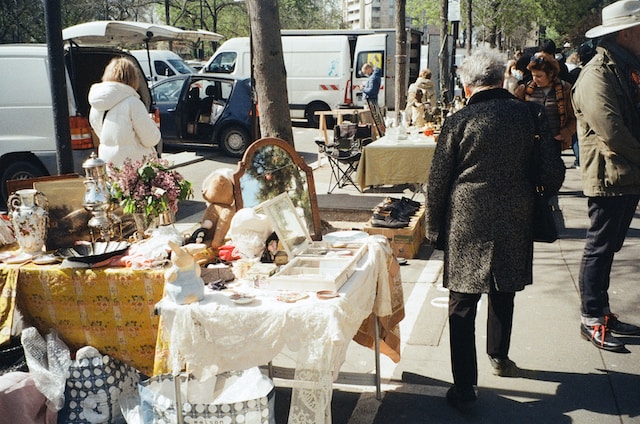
108 156 193 219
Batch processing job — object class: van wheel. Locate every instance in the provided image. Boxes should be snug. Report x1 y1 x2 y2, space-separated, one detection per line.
306 103 332 128
220 126 251 158
0 160 47 208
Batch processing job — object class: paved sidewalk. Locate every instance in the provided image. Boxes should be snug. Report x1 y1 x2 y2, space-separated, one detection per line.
299 153 640 423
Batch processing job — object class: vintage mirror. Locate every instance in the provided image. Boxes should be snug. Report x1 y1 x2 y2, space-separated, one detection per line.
233 137 323 241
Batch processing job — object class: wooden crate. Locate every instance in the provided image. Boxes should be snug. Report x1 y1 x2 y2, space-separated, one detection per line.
363 206 425 259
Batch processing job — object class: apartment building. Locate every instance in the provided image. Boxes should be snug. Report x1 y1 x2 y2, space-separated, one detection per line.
343 0 395 29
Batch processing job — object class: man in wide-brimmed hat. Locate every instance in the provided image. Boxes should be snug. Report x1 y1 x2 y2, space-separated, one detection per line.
572 0 640 353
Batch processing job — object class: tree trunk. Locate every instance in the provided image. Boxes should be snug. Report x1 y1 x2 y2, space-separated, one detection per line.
466 0 472 55
439 0 450 103
394 0 407 125
246 0 294 146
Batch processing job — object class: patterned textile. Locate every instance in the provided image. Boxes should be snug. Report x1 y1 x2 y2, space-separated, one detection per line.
0 267 18 347
58 347 140 424
353 248 404 363
11 264 165 375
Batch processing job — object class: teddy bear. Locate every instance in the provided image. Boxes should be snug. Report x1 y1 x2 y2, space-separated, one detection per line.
192 169 237 250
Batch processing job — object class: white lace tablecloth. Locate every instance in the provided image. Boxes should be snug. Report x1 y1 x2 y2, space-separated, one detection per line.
156 237 393 424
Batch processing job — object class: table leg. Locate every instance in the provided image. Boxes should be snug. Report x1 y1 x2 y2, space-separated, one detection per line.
374 317 381 400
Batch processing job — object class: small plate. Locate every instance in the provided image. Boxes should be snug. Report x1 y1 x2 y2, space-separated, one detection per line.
2 252 34 264
32 254 60 265
229 293 256 304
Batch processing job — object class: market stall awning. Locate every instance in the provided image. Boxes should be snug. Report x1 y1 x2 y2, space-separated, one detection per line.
62 20 223 45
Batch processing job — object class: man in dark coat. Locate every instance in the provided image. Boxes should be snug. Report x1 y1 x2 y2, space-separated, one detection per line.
425 48 565 409
572 0 640 352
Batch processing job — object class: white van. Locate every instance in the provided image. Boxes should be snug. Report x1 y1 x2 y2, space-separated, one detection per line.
130 49 194 84
201 36 353 126
0 44 154 207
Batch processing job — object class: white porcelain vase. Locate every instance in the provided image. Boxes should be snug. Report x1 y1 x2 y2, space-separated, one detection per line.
8 189 49 254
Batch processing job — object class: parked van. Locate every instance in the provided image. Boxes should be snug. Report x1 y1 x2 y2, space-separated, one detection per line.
201 36 352 126
0 44 154 207
130 49 194 84
201 29 423 125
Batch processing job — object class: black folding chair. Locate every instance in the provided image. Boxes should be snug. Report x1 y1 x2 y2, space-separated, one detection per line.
325 123 373 193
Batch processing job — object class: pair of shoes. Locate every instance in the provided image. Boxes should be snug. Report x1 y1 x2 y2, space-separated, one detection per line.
373 205 412 222
446 385 476 410
371 214 409 228
605 314 640 336
580 323 625 352
489 357 519 377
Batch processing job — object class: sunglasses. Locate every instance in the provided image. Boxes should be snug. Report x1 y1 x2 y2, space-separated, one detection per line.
530 56 545 64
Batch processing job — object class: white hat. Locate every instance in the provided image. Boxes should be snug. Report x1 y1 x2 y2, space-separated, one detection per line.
586 0 640 38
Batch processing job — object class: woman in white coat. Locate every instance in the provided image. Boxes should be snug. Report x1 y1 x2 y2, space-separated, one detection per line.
88 57 160 167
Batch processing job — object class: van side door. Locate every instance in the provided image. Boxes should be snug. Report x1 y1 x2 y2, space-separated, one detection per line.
352 34 387 109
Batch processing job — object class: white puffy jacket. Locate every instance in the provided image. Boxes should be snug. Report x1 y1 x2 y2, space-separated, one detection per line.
88 81 160 167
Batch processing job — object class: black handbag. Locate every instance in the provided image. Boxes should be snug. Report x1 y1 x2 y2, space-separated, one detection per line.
530 108 559 243
532 185 558 243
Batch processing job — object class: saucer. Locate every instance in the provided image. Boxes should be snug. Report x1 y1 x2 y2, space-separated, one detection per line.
229 293 256 304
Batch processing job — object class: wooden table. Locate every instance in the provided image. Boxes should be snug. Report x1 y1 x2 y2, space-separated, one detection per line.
355 131 437 191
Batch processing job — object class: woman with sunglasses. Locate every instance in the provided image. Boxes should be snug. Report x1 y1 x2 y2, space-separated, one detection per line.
514 52 576 153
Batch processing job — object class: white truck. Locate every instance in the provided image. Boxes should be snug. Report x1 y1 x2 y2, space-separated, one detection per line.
200 29 422 126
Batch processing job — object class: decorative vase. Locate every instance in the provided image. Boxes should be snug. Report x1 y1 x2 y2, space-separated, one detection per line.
132 212 157 240
8 189 49 254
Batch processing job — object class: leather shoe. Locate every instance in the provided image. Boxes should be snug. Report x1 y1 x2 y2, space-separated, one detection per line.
580 324 625 352
371 214 409 228
489 356 519 377
605 314 640 336
446 385 476 410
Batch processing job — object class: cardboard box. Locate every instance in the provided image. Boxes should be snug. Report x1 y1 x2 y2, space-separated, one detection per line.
363 206 425 259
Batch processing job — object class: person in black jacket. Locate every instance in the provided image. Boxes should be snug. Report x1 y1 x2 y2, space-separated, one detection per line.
425 48 565 410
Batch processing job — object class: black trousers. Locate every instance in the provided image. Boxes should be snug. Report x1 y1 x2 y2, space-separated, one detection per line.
448 286 516 388
579 195 640 319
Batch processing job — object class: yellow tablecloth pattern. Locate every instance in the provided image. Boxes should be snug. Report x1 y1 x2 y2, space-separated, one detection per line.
7 264 165 375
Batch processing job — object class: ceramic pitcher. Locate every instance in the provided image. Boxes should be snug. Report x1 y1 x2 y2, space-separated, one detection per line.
8 189 49 254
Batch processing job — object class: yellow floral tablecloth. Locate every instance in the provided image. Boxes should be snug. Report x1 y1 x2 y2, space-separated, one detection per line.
1 264 165 375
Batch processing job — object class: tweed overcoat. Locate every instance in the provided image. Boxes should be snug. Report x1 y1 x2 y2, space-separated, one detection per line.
425 88 565 294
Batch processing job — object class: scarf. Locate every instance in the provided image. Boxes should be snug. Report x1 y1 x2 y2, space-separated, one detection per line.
524 78 566 128
600 37 640 109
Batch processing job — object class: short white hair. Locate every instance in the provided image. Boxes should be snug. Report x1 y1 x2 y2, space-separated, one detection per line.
458 49 505 88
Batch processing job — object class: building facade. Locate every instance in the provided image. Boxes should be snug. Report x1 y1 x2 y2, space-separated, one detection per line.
343 0 395 29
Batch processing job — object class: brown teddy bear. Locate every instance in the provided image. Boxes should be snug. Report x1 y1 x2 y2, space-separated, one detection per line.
194 169 236 249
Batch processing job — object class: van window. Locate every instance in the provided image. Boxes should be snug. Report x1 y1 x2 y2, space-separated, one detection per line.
152 78 183 103
356 51 385 77
168 59 194 75
207 51 237 73
154 60 175 77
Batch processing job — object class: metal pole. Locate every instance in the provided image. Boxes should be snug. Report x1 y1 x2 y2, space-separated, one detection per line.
44 0 74 175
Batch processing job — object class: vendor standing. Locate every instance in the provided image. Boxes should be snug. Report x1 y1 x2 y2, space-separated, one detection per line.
88 57 160 167
361 63 381 108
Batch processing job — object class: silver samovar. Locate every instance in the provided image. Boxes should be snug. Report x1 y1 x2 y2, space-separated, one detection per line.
82 153 121 242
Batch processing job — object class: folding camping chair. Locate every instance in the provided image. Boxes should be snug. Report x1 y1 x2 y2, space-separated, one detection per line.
324 123 373 194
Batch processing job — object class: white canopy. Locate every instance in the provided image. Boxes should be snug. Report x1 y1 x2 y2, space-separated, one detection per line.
63 20 223 45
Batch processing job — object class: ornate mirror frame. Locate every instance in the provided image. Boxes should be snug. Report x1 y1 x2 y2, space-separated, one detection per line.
233 137 323 241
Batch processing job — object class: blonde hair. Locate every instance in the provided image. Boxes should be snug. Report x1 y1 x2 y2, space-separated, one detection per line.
102 57 140 91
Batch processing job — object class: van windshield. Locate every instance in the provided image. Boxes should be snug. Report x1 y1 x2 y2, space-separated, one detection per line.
207 52 236 73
